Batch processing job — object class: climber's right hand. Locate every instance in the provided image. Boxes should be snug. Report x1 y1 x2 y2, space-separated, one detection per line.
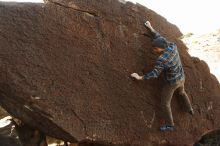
144 21 151 28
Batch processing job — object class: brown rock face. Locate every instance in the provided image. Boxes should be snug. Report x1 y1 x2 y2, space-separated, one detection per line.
0 0 220 145
0 107 8 119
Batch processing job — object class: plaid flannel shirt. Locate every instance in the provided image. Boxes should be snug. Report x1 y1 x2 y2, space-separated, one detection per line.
144 34 185 84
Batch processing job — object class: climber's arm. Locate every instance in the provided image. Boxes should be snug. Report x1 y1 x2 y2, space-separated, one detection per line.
130 61 164 81
144 21 160 39
131 55 166 81
143 61 164 80
131 73 144 80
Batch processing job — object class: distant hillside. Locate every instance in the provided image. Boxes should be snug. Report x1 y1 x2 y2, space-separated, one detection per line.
182 30 220 81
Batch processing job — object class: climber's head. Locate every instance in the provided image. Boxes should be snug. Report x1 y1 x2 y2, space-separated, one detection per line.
152 37 168 54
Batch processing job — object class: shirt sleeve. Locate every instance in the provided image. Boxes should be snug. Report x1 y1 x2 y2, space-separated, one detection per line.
152 31 161 39
143 57 166 80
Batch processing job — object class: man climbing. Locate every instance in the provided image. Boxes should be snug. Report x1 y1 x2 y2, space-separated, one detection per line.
131 21 194 131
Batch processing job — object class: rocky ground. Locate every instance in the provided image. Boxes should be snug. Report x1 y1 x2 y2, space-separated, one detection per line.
182 30 220 82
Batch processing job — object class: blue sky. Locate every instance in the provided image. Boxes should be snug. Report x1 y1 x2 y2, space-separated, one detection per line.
1 0 220 34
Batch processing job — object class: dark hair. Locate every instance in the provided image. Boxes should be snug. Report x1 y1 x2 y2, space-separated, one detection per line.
152 37 168 49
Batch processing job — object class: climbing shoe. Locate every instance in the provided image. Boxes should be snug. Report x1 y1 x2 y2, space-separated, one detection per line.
160 125 174 132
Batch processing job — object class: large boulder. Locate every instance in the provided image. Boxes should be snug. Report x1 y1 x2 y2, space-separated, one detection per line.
0 106 9 119
194 129 220 146
0 0 220 145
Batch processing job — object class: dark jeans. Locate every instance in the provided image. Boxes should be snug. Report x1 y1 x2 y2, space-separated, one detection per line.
161 79 193 126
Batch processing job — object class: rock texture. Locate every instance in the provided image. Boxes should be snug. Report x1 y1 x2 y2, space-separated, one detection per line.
194 129 220 146
0 107 9 119
0 0 220 145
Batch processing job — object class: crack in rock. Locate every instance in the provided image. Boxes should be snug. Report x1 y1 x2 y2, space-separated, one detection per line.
71 109 89 138
48 0 99 17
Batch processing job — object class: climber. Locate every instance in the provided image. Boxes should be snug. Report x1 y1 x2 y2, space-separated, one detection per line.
130 21 194 132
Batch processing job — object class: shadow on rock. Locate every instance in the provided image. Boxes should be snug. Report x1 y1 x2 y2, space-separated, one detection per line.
194 129 220 146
